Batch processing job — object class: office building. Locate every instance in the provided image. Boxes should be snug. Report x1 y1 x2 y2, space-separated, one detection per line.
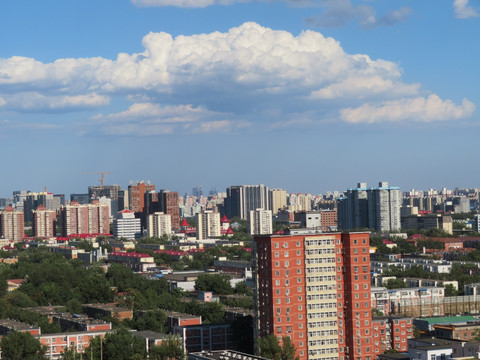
70 193 90 205
226 185 270 220
253 231 373 360
128 181 156 213
113 209 142 240
0 206 24 242
249 209 273 235
147 212 172 238
196 211 221 240
32 205 56 238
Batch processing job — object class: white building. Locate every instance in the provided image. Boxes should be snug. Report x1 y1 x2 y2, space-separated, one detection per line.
367 182 401 232
148 212 172 238
196 211 221 240
113 209 141 240
248 208 272 235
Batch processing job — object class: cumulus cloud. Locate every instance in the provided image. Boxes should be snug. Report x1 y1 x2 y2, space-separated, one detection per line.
304 0 412 29
340 95 476 124
92 102 250 135
453 0 479 18
0 22 475 134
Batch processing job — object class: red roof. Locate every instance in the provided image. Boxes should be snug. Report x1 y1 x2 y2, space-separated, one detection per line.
383 240 395 245
181 218 189 227
118 209 134 214
221 215 230 223
7 279 24 285
110 251 152 258
226 227 235 234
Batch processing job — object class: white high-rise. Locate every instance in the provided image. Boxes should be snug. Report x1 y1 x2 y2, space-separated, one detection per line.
367 182 401 232
196 211 221 240
148 212 172 238
249 208 273 235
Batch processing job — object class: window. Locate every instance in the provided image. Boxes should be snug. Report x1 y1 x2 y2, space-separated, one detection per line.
275 252 279 258
284 252 289 257
297 260 301 265
276 280 280 285
297 268 301 274
275 242 279 248
277 327 282 333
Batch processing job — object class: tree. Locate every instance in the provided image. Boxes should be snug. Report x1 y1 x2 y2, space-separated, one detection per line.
257 335 299 360
473 328 480 342
194 273 233 295
0 331 46 360
85 328 146 360
149 335 184 360
445 284 458 297
280 336 299 360
258 334 282 360
384 278 406 290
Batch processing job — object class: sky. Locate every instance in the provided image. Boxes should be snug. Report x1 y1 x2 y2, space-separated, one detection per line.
0 0 479 197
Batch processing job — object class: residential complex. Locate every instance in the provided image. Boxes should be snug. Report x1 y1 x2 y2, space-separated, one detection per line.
0 205 24 242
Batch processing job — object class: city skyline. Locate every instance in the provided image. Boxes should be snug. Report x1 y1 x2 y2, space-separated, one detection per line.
0 1 478 196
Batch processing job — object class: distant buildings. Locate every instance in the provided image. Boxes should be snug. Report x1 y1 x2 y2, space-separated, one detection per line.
338 182 401 232
0 205 24 242
225 185 270 220
128 181 156 213
268 188 287 215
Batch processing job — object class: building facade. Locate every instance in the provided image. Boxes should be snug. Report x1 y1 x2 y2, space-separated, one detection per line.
253 232 373 360
60 201 109 236
226 185 270 220
128 181 156 213
113 209 142 240
196 211 221 240
249 209 273 235
0 205 24 242
33 205 56 238
148 212 172 238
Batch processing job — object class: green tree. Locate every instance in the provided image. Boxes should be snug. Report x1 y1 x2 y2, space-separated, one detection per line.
280 336 299 360
473 328 480 341
0 276 8 297
85 328 146 360
445 284 458 297
384 278 406 289
0 331 47 360
149 335 184 360
258 334 282 360
194 274 233 295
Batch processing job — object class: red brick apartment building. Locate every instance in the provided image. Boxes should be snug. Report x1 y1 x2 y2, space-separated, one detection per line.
254 231 373 360
128 182 156 213
372 317 413 355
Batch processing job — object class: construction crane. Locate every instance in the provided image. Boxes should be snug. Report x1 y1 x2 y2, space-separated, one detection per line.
83 171 112 186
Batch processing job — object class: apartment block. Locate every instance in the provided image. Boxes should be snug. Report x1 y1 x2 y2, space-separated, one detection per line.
113 209 141 240
249 209 273 235
60 201 109 236
196 211 221 240
0 205 24 242
33 205 56 238
253 231 373 360
128 181 156 213
148 212 172 237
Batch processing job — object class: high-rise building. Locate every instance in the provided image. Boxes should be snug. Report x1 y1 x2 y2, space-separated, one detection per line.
60 201 109 236
24 192 55 222
249 209 273 235
367 182 401 232
337 183 369 230
114 209 142 240
338 182 401 232
89 184 122 215
32 205 56 238
128 182 156 213
253 231 373 360
226 185 270 220
159 190 180 230
0 206 24 242
269 189 287 215
147 212 172 238
196 211 221 240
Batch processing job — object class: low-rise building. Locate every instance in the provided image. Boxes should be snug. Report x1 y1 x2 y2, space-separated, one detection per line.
173 323 236 353
82 303 133 321
0 319 41 336
52 313 112 332
107 251 155 272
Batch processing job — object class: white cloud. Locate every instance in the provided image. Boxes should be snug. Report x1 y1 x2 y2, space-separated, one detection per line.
131 0 240 7
340 95 476 124
453 0 479 18
0 92 109 112
0 22 475 133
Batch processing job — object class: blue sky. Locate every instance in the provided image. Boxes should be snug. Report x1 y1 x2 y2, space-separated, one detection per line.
0 0 478 197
